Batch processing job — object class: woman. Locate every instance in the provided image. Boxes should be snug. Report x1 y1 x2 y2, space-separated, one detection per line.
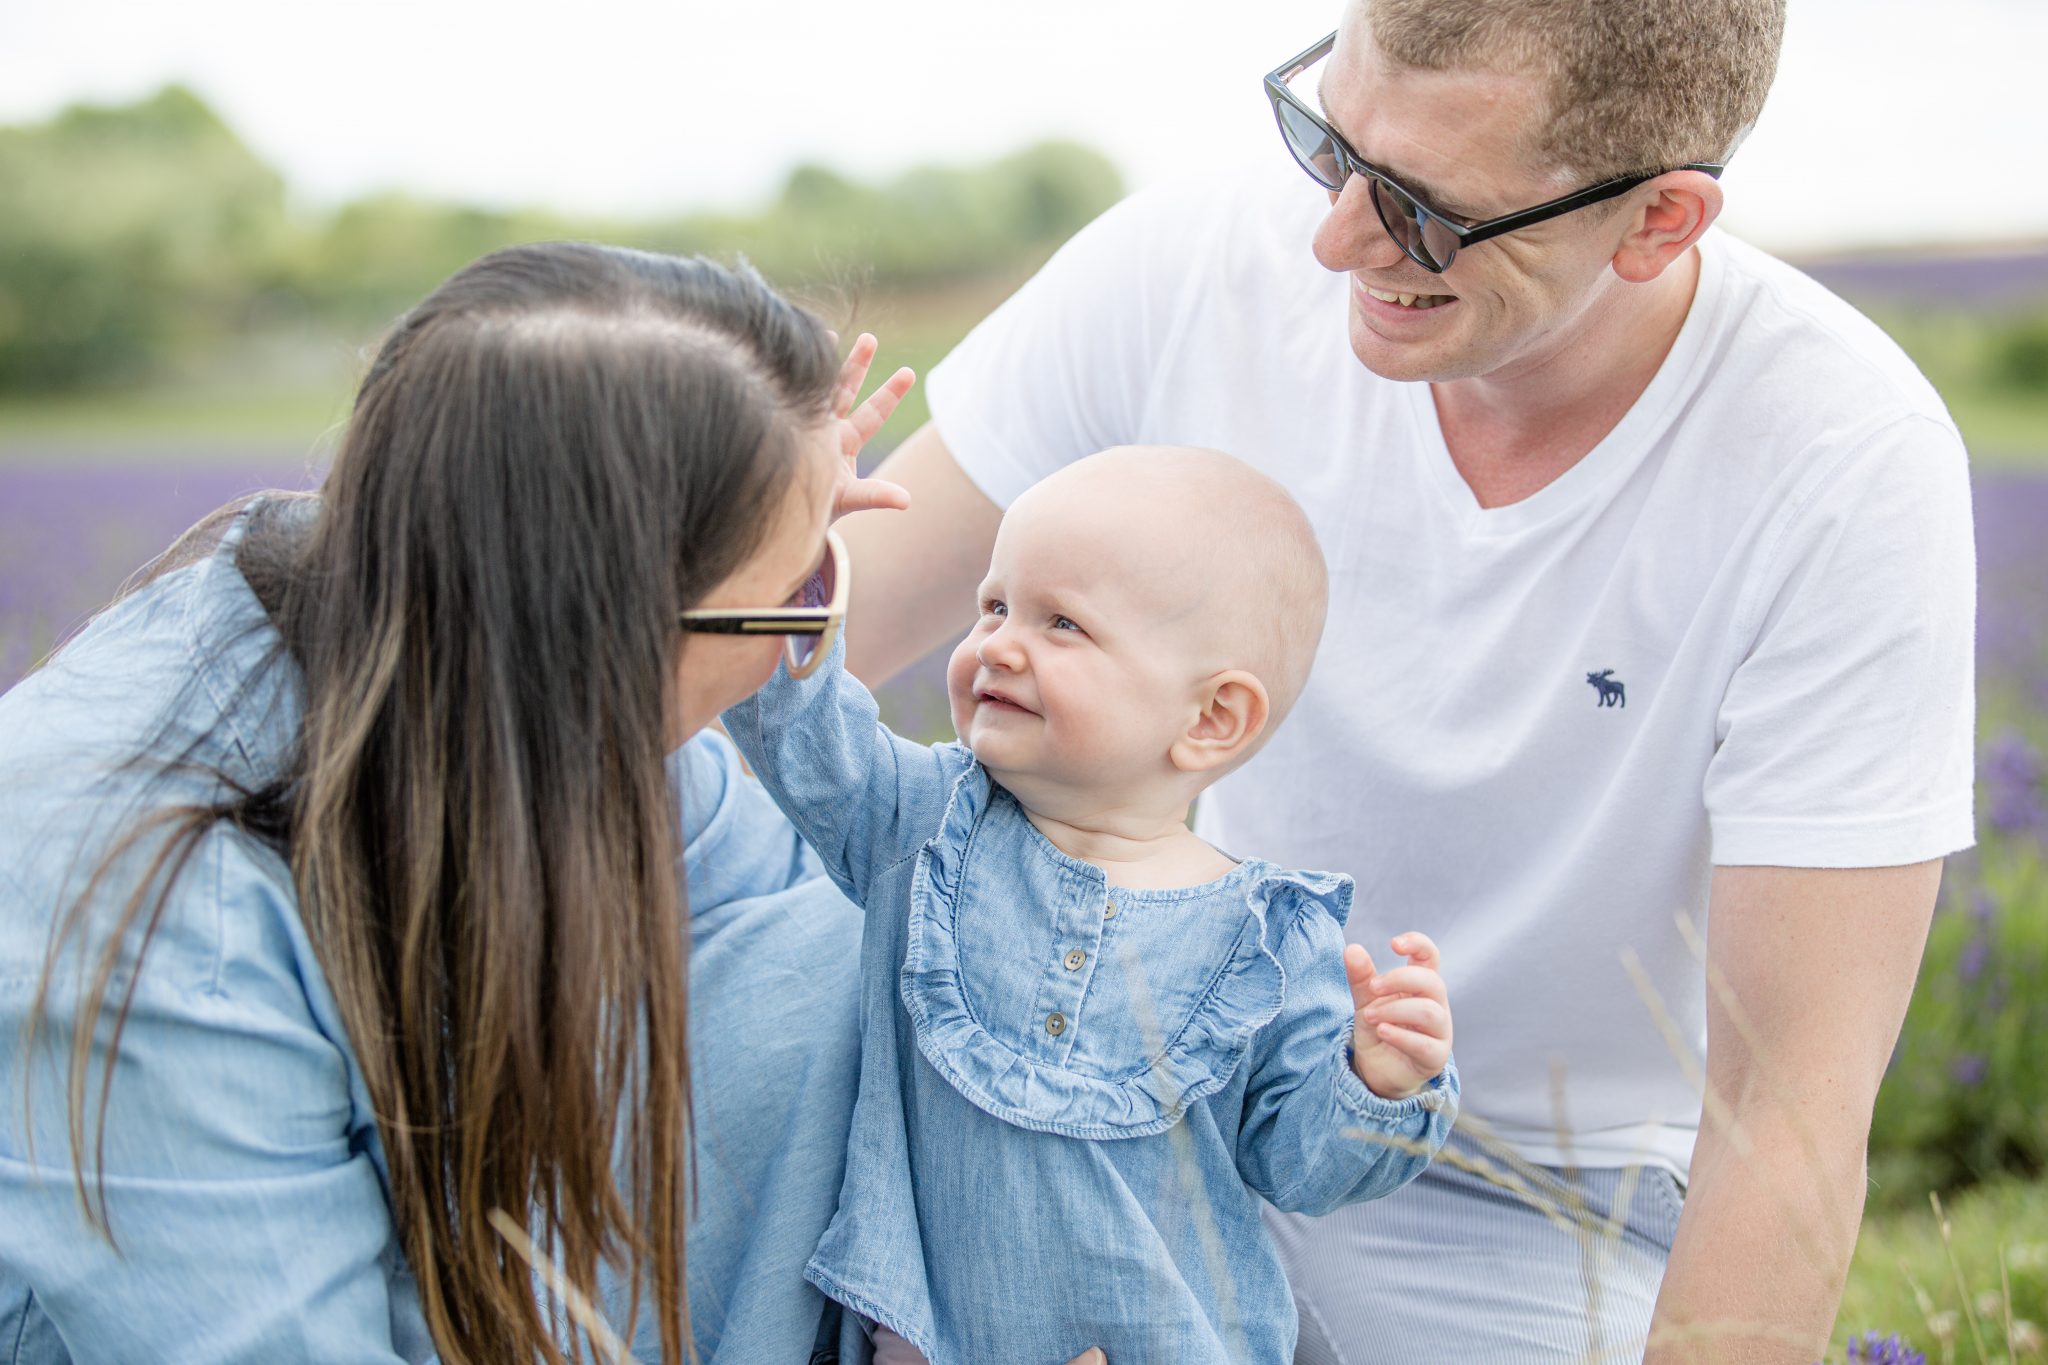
0 242 909 1362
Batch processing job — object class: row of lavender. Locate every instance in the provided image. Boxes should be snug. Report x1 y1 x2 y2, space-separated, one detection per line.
3 462 2045 1199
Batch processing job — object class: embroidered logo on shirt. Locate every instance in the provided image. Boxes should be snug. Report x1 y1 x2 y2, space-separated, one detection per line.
1586 670 1627 708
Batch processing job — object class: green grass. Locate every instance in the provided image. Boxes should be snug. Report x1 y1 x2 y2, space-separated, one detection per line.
1942 386 2048 470
0 381 353 465
1833 1175 2048 1362
0 276 1033 468
2 269 2042 474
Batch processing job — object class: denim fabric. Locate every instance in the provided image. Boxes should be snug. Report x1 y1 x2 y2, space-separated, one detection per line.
722 639 1458 1365
0 502 865 1363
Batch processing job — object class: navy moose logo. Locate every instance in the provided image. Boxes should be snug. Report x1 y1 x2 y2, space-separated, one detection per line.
1586 669 1626 708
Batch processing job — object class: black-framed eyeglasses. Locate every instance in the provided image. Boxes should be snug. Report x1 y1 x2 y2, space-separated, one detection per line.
679 528 847 680
1264 31 1725 275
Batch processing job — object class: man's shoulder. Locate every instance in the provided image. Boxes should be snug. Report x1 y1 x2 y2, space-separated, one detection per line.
1085 156 1335 300
1697 232 1956 442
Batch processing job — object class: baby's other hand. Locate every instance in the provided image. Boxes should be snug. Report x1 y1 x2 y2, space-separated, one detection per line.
829 331 915 521
1344 933 1451 1100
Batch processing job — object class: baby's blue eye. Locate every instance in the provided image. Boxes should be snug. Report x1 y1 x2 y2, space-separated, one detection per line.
1053 616 1082 632
983 600 1007 617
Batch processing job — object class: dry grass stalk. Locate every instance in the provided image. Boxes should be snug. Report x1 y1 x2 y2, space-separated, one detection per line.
1931 1192 1993 1362
487 1207 631 1365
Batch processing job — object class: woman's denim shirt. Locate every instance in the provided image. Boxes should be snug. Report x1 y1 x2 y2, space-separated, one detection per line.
723 639 1458 1365
0 503 865 1363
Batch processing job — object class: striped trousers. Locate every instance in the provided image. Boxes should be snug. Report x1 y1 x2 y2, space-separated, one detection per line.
1266 1129 1686 1364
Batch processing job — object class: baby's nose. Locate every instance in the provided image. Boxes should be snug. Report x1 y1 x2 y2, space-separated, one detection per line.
977 625 1025 671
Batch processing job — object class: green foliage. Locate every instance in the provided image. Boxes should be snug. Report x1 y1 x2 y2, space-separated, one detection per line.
1835 1179 2048 1363
1869 306 2048 459
0 86 1123 399
1868 829 2048 1206
1992 317 2048 391
0 86 288 391
637 139 1123 287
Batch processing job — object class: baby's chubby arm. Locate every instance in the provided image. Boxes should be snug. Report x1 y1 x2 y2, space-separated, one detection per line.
1234 918 1459 1216
719 335 949 906
721 638 956 907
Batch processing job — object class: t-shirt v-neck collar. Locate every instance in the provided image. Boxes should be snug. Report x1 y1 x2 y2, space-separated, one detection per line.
1405 235 1730 539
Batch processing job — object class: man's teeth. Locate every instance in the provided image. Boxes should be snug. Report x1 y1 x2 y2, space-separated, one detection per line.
1366 285 1453 310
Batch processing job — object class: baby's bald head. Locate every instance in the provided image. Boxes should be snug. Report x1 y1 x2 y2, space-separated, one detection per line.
1006 445 1329 743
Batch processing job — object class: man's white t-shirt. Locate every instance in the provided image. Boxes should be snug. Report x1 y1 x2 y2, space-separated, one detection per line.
924 156 1976 1174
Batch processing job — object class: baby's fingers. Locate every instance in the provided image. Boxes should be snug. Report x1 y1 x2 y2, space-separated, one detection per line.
1366 964 1446 1005
1371 1022 1449 1077
1343 943 1379 1014
1391 931 1441 971
1361 995 1449 1041
832 333 880 416
844 366 916 450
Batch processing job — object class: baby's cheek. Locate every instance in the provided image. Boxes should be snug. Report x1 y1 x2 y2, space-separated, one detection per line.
943 645 978 736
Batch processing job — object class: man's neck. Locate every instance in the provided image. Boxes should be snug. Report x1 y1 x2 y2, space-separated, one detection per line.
1431 248 1701 510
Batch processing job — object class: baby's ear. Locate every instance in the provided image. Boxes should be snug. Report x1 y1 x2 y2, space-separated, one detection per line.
1169 671 1270 775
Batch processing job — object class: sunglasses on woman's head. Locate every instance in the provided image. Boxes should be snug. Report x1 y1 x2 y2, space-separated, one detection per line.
679 529 848 680
1263 31 1726 275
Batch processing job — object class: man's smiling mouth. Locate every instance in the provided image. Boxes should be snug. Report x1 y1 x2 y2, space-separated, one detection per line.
1363 283 1456 310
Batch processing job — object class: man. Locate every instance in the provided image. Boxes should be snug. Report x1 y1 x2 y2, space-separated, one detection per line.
841 0 1976 1360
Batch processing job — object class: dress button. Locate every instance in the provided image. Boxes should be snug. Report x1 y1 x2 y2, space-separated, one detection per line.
1064 949 1087 971
1045 1011 1067 1037
1103 899 1118 919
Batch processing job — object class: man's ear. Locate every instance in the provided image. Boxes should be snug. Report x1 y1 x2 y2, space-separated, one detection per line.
1611 169 1723 284
1169 671 1270 775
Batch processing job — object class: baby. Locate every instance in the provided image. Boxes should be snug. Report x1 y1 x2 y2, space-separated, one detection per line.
722 443 1458 1364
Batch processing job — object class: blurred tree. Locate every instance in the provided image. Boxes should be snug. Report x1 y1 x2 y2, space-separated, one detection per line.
1992 314 2048 391
0 87 1123 395
0 85 289 391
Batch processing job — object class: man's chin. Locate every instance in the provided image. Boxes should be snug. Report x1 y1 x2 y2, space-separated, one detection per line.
1346 300 1465 384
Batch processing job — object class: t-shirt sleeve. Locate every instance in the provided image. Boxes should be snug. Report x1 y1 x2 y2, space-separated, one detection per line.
1704 414 1977 867
924 177 1205 508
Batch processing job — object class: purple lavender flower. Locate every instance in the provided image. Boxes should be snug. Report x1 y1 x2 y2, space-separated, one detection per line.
1956 936 1990 984
1839 1330 1927 1365
1970 887 1997 923
1983 729 2046 834
1949 1053 1987 1086
1985 729 2044 787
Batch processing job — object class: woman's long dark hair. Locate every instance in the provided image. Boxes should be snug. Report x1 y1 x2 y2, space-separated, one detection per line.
28 242 838 1363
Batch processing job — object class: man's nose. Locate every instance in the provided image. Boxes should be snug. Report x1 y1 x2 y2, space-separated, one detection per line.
1312 177 1407 274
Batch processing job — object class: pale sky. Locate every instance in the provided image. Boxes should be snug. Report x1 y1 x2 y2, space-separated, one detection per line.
1 0 2042 254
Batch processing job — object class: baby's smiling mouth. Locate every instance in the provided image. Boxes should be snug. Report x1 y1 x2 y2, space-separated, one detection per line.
976 687 1035 715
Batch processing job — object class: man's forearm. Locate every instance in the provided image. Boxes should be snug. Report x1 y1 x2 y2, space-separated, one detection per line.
1647 1107 1869 1363
842 422 1002 686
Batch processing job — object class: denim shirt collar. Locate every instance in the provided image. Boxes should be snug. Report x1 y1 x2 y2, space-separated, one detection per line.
900 755 1353 1140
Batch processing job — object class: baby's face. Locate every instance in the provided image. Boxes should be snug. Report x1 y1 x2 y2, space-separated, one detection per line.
945 483 1214 798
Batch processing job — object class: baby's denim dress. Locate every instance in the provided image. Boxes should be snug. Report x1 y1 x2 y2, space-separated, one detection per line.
723 640 1458 1365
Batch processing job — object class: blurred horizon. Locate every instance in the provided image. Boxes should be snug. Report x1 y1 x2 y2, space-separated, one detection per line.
4 0 2047 256
5 78 2046 472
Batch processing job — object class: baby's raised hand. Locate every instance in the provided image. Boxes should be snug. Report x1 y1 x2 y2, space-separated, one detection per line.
1343 933 1452 1100
828 331 916 521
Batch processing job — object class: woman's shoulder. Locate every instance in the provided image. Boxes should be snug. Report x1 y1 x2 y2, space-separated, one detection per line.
0 500 325 1023
0 497 299 796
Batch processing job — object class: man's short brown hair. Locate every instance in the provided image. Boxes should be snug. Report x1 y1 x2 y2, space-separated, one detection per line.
1365 0 1786 184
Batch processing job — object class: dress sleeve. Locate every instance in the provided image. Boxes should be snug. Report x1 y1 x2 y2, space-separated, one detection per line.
719 635 961 907
0 828 425 1364
924 176 1211 508
1705 415 1977 867
1232 881 1459 1216
673 728 820 915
